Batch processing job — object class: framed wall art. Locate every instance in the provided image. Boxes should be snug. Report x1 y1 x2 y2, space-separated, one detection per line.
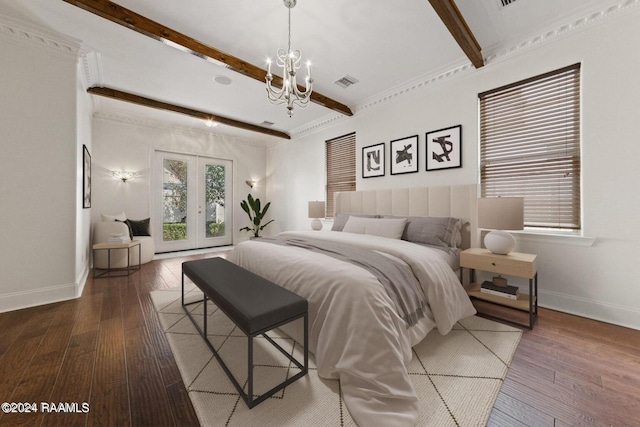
425 125 462 171
362 143 385 178
83 144 91 208
390 135 418 175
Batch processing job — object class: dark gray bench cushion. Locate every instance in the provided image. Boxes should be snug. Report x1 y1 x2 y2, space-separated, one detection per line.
182 257 307 335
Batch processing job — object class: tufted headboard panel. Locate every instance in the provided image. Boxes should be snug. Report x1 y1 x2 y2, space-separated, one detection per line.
334 184 479 249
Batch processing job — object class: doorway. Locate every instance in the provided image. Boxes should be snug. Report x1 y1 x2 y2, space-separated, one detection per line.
153 151 232 252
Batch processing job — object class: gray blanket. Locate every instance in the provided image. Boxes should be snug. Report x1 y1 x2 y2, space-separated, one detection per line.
260 236 427 327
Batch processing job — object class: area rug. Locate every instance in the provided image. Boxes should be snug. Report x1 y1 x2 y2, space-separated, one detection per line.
151 285 521 426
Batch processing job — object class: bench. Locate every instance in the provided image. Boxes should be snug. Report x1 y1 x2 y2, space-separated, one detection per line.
181 257 308 408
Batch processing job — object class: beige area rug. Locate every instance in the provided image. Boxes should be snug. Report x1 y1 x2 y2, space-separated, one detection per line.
151 285 521 426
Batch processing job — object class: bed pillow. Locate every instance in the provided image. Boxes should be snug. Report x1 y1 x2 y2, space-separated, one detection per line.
384 215 462 248
343 217 407 239
331 213 378 232
101 212 127 222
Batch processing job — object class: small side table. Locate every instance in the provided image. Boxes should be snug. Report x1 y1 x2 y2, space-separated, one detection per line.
460 248 538 329
93 240 141 279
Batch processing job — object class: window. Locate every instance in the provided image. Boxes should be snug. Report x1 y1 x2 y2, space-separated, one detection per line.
325 132 356 217
479 64 581 230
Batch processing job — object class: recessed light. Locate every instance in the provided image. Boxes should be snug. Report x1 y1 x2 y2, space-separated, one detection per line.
213 75 232 85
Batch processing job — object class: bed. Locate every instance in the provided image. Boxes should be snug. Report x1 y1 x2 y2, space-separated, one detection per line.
227 185 479 426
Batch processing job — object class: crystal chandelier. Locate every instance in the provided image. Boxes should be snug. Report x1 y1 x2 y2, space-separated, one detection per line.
265 0 313 117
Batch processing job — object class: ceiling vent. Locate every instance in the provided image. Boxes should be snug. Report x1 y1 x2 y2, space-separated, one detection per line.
497 0 518 8
260 121 275 127
334 75 359 89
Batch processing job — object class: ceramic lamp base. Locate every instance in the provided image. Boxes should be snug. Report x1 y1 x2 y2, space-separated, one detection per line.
484 230 516 255
310 218 323 231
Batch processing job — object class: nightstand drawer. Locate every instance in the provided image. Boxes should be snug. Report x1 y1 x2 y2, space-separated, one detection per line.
460 248 537 279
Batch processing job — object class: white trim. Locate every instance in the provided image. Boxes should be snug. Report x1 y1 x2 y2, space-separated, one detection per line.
0 14 80 60
292 0 639 138
93 112 272 148
539 289 640 331
512 230 596 247
153 245 234 260
0 282 79 314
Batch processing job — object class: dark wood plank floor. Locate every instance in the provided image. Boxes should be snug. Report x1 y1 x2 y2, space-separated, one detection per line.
0 252 638 426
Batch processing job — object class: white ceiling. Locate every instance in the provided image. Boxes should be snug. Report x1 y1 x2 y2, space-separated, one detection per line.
0 0 623 141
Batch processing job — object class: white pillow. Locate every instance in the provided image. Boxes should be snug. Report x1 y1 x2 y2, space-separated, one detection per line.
101 212 127 222
342 217 407 239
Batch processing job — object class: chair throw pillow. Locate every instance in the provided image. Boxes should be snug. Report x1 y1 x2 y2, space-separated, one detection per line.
126 218 151 237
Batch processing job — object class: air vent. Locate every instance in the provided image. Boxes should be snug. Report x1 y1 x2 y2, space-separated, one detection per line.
334 75 359 89
497 0 517 8
260 121 275 127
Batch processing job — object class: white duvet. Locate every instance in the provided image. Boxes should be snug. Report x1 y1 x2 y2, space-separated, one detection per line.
227 230 476 426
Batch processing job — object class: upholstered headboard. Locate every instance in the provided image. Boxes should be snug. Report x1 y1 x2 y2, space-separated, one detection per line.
334 184 479 249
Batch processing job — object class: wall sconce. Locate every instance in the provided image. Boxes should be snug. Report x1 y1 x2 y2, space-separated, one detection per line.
112 171 135 183
245 180 256 188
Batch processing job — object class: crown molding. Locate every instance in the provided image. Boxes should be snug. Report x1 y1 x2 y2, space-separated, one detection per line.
291 0 639 139
93 111 272 148
289 60 474 139
484 0 640 64
0 14 80 59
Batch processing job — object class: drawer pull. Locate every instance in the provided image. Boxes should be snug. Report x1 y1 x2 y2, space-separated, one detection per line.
491 262 496 266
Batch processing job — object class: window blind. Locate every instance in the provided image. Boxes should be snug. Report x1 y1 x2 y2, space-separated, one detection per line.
325 132 356 217
479 63 581 230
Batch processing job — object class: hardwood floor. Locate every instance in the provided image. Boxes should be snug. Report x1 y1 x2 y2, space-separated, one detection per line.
0 253 638 426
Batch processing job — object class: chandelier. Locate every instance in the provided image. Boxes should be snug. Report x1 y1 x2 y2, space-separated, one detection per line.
265 0 313 117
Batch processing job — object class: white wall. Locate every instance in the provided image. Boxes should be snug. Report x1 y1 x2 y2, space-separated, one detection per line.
92 117 269 246
0 19 81 311
267 10 640 329
75 63 93 288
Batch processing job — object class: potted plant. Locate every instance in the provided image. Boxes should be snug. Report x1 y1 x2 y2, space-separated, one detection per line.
239 193 274 238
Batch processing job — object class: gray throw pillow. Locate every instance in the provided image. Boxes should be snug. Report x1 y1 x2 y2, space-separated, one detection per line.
383 216 462 248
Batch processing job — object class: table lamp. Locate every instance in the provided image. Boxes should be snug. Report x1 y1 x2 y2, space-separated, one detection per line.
308 201 325 231
478 197 524 255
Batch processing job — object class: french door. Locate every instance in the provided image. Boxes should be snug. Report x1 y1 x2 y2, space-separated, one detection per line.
153 151 232 252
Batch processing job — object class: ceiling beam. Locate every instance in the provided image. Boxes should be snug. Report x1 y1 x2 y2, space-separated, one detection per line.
428 0 484 68
88 86 291 140
63 0 354 117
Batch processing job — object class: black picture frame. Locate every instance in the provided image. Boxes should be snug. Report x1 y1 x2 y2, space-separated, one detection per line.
83 144 91 208
390 135 419 175
425 125 462 171
362 143 385 178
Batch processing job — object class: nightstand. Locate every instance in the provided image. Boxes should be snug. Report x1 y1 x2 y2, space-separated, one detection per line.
460 248 538 329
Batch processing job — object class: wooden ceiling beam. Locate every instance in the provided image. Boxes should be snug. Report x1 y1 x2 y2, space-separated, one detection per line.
88 86 291 139
428 0 484 69
63 0 353 116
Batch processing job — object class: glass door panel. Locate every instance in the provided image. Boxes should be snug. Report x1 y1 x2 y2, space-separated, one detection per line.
198 158 232 247
154 151 232 253
162 158 188 243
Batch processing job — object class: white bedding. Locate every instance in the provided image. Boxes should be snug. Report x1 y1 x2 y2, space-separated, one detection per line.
227 230 476 426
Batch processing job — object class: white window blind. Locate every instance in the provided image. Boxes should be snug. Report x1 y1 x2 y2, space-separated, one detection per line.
326 132 356 217
479 63 581 230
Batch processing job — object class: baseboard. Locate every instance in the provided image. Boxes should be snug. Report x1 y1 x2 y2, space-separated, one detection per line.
0 281 80 313
538 289 640 331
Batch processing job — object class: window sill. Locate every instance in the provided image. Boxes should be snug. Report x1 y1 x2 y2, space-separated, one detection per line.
511 229 596 247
